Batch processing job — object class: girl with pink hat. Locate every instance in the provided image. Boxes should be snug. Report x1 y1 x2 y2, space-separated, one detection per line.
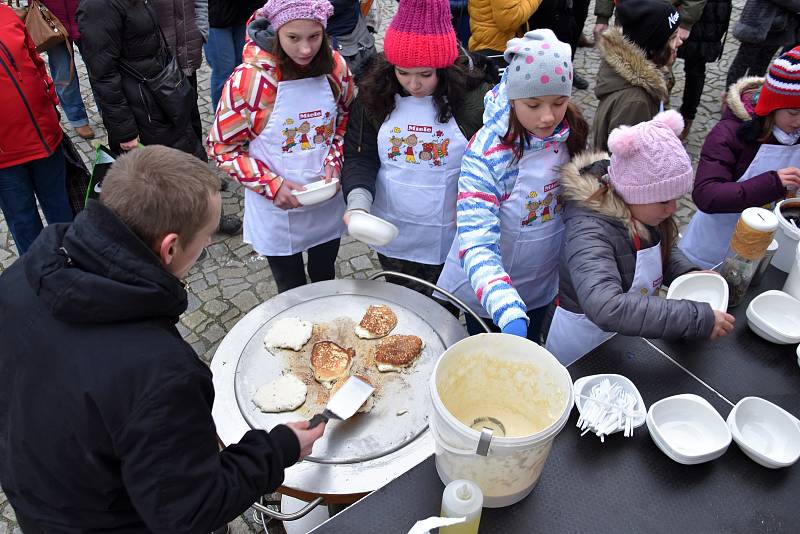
545 111 735 365
208 0 354 293
341 0 494 300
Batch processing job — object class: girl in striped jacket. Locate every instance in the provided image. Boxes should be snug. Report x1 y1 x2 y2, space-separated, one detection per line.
436 29 587 340
208 0 354 293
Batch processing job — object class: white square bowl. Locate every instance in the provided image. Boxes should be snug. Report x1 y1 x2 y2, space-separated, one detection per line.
573 374 647 436
727 397 800 469
666 272 729 312
746 290 800 345
646 394 731 465
291 178 339 206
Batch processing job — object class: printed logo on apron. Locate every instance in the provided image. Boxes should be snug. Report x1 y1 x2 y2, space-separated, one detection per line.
371 95 467 265
522 181 565 227
545 240 663 366
679 143 800 269
244 76 345 257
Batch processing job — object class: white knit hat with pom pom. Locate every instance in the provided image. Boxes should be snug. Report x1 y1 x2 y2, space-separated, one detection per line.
607 110 693 204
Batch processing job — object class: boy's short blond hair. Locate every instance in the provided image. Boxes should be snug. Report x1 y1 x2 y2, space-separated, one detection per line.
100 146 220 247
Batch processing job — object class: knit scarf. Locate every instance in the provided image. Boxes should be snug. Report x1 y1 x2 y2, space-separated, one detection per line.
525 119 571 152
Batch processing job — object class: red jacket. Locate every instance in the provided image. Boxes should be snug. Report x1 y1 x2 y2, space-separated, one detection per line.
0 5 62 169
42 0 80 41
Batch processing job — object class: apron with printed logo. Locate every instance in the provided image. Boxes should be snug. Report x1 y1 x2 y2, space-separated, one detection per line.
545 239 663 366
679 143 800 269
436 142 569 318
371 95 468 264
245 76 344 256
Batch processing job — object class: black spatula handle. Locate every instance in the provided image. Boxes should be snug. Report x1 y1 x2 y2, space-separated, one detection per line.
308 412 329 430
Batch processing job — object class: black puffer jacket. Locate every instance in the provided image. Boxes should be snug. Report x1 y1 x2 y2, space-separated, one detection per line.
152 0 204 75
0 201 300 533
77 0 203 156
677 0 732 63
209 0 262 28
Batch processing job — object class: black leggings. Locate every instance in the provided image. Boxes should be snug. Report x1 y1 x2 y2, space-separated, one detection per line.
266 238 340 293
680 54 706 121
725 42 781 89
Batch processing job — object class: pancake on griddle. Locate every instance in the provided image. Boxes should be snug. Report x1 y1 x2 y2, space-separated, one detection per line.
310 341 354 388
263 317 313 351
252 374 307 413
354 304 397 339
329 374 375 413
375 335 425 372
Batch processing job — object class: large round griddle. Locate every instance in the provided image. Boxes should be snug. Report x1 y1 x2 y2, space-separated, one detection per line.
211 278 466 496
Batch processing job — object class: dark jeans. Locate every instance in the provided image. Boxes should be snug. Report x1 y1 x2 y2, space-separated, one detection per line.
375 253 457 315
0 147 73 255
464 304 550 344
266 238 341 293
725 42 781 89
205 24 247 112
680 54 706 120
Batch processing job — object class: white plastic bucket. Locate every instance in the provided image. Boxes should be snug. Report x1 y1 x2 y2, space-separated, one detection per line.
772 199 800 273
429 333 573 508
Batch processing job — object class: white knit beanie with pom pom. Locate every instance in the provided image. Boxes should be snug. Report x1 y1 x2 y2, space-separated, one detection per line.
607 110 694 204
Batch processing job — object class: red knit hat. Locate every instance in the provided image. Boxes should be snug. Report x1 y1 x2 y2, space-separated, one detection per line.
755 46 800 116
383 0 458 69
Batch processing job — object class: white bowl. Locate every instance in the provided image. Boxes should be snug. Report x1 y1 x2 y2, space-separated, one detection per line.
666 272 729 312
727 397 800 469
291 178 339 206
646 394 731 465
347 211 399 246
746 290 800 345
573 374 646 435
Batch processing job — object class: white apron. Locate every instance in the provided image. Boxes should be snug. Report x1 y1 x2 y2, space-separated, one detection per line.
371 95 468 264
436 142 569 317
679 144 800 268
545 240 663 366
244 76 345 256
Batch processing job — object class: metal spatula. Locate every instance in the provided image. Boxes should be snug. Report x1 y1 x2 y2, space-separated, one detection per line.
308 376 375 429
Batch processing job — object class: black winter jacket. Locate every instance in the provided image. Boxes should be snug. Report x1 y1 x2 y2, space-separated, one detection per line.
0 201 299 533
77 0 204 156
209 0 262 29
677 0 733 63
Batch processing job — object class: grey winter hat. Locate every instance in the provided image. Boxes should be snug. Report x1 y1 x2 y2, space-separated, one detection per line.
503 29 573 100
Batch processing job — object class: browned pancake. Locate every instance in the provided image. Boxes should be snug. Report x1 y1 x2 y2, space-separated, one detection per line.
375 335 424 372
329 374 374 413
310 341 354 387
354 304 397 339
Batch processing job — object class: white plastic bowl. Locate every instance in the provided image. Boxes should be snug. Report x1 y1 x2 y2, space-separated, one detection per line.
666 272 729 312
646 394 731 465
291 178 339 206
727 397 800 469
746 290 800 345
347 211 399 246
573 374 646 435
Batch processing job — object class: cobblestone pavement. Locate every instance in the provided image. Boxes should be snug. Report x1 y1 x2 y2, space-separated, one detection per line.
0 0 751 531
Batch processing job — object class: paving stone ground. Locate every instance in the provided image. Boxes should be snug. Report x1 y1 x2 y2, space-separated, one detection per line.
0 0 751 531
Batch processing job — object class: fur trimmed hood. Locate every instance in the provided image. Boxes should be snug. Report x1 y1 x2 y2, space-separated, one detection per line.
560 151 649 239
726 76 763 121
595 27 669 103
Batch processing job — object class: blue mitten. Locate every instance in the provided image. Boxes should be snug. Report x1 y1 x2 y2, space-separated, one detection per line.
501 318 528 338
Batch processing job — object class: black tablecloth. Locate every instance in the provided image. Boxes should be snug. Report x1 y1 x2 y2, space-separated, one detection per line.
650 266 800 418
313 335 800 533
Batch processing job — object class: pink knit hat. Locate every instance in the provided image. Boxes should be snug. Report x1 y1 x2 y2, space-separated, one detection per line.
383 0 459 69
259 0 334 31
607 110 693 204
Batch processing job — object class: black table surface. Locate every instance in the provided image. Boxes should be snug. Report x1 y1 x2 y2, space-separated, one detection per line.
650 266 800 418
314 335 799 533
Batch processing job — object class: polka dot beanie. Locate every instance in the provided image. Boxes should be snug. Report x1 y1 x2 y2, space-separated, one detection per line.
503 29 573 100
383 0 458 69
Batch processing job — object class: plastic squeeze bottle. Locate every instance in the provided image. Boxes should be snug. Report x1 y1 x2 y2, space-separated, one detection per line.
440 479 483 534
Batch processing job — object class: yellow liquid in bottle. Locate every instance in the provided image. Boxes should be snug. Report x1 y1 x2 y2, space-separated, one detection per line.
440 515 481 534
